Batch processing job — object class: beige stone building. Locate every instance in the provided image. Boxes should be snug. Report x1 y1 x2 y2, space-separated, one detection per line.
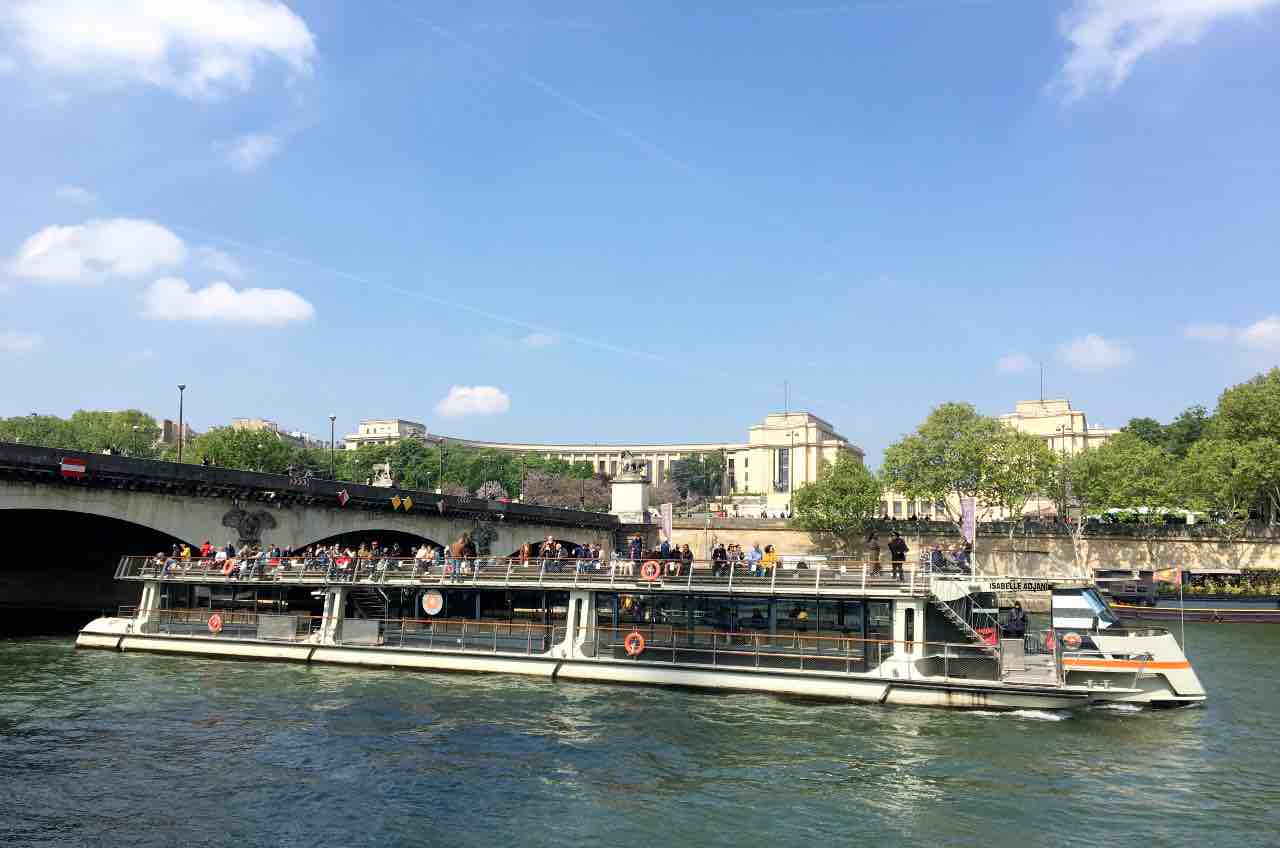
343 419 428 451
456 412 861 514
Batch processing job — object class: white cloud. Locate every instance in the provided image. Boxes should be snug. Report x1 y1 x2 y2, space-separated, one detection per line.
6 218 186 284
996 352 1033 374
196 246 245 279
54 184 97 206
435 385 511 418
1057 334 1135 371
0 330 43 354
1241 315 1280 352
2 0 316 99
1057 0 1280 100
224 133 283 172
1184 322 1233 341
522 332 558 348
141 278 314 325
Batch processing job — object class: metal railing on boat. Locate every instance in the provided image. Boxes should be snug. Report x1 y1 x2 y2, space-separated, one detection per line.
127 607 1065 686
116 554 970 597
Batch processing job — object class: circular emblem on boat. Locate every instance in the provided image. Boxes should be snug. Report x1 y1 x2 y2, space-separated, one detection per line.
1062 632 1082 650
207 613 223 634
422 590 444 616
640 560 660 581
623 630 645 657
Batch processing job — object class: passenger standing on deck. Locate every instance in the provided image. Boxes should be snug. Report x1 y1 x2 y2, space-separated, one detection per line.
680 544 693 576
629 535 643 562
1005 601 1028 639
888 532 908 581
761 545 779 577
866 532 881 575
712 543 727 577
747 543 763 577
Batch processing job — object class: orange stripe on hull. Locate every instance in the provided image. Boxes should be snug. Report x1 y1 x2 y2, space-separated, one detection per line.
1063 658 1190 670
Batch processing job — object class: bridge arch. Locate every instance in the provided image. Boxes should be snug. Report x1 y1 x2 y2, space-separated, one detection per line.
0 507 192 634
298 528 445 553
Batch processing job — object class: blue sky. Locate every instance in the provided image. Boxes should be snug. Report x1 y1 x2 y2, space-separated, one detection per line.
2 1 1279 464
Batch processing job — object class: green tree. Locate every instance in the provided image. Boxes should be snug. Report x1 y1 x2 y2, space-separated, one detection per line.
983 429 1057 568
1122 416 1165 448
66 409 162 458
0 414 78 449
1180 438 1257 564
1215 367 1280 443
1068 431 1174 516
791 453 881 553
1237 438 1280 525
881 402 1003 533
1163 405 1209 458
670 452 725 499
190 427 301 474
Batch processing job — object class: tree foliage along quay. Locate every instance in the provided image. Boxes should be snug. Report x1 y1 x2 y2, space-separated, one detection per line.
0 411 609 509
793 368 1280 567
789 452 882 553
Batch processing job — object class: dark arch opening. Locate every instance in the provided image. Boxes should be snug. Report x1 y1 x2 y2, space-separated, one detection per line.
300 529 442 555
0 509 191 635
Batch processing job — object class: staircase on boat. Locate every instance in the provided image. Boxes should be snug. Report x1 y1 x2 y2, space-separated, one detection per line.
928 592 999 653
349 587 388 621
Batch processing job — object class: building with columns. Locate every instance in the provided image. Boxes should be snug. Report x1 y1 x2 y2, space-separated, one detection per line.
454 412 861 514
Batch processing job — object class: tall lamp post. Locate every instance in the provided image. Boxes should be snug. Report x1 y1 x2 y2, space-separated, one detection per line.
177 384 186 462
328 415 337 479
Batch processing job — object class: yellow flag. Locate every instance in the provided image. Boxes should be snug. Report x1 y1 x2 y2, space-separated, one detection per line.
390 495 402 510
402 496 413 511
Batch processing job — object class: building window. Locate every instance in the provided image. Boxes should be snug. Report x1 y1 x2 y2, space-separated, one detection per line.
743 457 748 468
777 448 790 491
935 500 946 514
610 461 617 475
880 501 888 516
893 501 903 517
658 460 665 482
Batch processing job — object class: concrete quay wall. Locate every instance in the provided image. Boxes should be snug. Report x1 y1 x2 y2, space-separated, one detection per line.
670 519 1280 574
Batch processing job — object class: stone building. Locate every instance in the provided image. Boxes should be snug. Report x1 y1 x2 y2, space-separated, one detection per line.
342 419 428 451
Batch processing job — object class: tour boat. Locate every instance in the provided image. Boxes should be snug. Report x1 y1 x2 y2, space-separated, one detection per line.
76 555 1206 711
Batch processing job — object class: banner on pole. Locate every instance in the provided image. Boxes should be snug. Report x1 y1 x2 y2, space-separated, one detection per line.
961 497 976 545
660 503 673 540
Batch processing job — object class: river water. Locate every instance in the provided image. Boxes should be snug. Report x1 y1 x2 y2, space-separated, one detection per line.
1 624 1277 848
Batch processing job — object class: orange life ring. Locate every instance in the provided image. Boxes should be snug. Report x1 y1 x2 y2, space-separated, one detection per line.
222 559 235 576
208 613 223 634
1062 632 1082 650
640 560 660 581
443 563 455 576
623 631 645 657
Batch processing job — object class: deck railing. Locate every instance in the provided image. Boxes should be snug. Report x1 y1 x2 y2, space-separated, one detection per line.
132 607 1029 683
117 554 961 596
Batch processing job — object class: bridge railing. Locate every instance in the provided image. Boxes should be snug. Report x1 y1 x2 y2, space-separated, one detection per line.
116 554 965 596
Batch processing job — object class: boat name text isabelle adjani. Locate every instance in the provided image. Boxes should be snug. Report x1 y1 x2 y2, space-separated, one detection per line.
986 580 1056 592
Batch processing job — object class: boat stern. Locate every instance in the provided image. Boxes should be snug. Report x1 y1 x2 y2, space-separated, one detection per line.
75 615 133 650
1066 629 1206 708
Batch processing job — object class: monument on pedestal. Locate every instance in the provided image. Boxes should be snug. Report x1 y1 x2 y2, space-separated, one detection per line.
610 451 651 524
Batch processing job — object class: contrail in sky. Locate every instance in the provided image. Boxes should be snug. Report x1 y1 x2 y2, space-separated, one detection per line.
380 1 699 176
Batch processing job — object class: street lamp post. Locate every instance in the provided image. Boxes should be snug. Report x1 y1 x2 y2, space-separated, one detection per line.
329 415 337 479
177 384 186 462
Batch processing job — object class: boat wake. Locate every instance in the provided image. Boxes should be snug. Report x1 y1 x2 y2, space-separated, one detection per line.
969 709 1069 722
1091 702 1144 713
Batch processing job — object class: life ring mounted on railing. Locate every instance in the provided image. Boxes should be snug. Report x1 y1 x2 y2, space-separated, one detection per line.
1062 632 1082 650
623 630 645 657
640 560 660 581
208 613 224 634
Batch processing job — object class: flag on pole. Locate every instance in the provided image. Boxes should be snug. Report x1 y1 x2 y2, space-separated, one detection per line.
960 497 976 545
1154 565 1182 584
337 489 350 507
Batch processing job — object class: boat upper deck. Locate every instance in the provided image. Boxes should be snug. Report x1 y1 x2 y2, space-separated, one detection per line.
118 554 972 599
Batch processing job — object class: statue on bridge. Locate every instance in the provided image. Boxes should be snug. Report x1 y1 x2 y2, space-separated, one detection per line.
222 507 278 546
618 451 649 480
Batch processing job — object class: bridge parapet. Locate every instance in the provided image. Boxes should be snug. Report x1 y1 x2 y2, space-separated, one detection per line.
0 441 618 532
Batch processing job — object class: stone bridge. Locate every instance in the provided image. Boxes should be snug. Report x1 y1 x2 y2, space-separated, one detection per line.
0 443 629 632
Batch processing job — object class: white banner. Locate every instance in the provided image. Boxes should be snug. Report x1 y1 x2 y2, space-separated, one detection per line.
961 497 976 545
660 502 673 540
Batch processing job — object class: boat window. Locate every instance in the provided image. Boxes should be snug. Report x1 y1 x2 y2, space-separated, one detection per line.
818 600 863 636
867 601 893 658
905 608 915 645
1083 588 1120 625
782 600 814 632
